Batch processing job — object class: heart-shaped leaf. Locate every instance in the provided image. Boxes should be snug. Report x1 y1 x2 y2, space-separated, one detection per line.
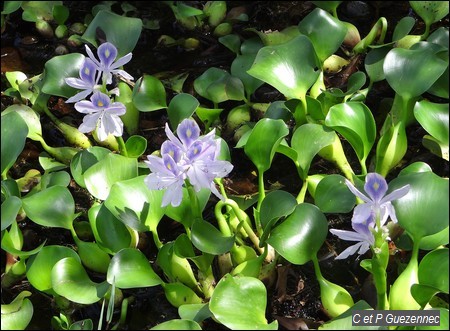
314 174 356 213
22 186 75 229
414 100 449 145
191 219 235 255
107 248 162 288
26 245 80 293
52 257 109 304
247 35 321 100
125 135 147 158
410 1 449 27
0 291 33 331
364 46 391 83
298 8 347 63
244 118 289 174
70 146 111 188
1 111 28 176
325 101 376 167
84 153 138 200
390 171 449 242
132 74 167 112
267 203 328 265
168 93 199 130
81 10 142 56
1 196 22 231
231 53 264 97
209 274 279 330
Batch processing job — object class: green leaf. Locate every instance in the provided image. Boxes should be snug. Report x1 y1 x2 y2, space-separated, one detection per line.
1 291 34 331
84 153 138 200
267 203 328 265
419 247 449 294
26 245 81 293
107 248 163 288
132 75 167 112
167 93 199 130
22 186 75 229
41 53 86 98
390 171 449 242
81 10 142 56
70 146 111 188
315 174 356 213
384 43 448 99
319 300 379 330
414 100 449 145
375 122 408 177
165 188 210 228
178 303 212 323
52 4 69 25
88 203 134 254
247 35 321 100
364 46 391 83
21 1 60 22
2 104 42 141
209 274 278 330
298 8 347 63
392 17 416 41
427 27 449 98
52 257 109 304
246 26 301 46
125 135 147 158
231 53 264 97
325 101 376 164
104 175 165 234
150 319 202 330
1 111 28 176
244 118 289 174
410 1 449 27
191 219 235 255
193 67 245 104
1 196 22 231
290 123 335 179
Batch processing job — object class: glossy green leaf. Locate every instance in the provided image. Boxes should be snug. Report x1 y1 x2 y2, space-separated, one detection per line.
41 53 86 98
364 46 391 83
39 171 71 189
315 174 356 213
414 100 449 145
427 27 449 98
150 319 202 330
392 16 416 41
88 203 134 254
21 1 60 22
259 190 297 229
195 106 223 129
52 257 109 304
132 75 167 112
81 10 142 56
22 186 75 229
1 196 22 231
247 35 321 100
1 111 28 176
191 219 235 255
244 118 289 174
165 188 210 228
1 104 42 142
231 53 265 97
311 1 343 15
70 146 111 188
290 123 336 179
298 8 347 63
384 43 448 99
1 229 45 258
84 153 138 200
209 274 278 330
410 1 449 27
246 26 300 46
75 239 111 274
219 34 241 54
325 101 376 163
1 291 33 331
390 171 449 242
193 67 245 104
419 247 449 293
167 93 199 130
104 175 165 234
323 71 367 98
107 248 163 288
178 303 212 323
26 245 80 293
1 1 22 15
267 203 328 265
162 282 203 308
125 135 147 158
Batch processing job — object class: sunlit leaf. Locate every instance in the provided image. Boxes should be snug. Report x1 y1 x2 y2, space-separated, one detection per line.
0 291 33 331
1 111 28 176
167 93 199 130
132 74 167 112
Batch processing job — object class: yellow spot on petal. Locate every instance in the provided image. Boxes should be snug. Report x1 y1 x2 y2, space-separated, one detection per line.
373 182 379 191
105 49 110 58
167 164 171 170
186 129 191 137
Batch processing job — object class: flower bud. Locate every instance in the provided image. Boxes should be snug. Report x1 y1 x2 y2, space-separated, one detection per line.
35 19 54 38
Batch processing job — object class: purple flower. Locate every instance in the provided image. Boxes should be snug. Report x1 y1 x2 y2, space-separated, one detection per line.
330 219 376 260
145 119 233 207
65 58 100 103
85 42 133 85
74 91 126 141
345 173 410 227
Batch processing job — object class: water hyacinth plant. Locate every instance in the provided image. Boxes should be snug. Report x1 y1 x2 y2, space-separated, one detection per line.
1 1 448 330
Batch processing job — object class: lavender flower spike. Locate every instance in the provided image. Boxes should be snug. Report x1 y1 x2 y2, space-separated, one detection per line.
144 118 233 207
85 42 133 85
74 91 126 141
345 173 410 227
65 58 100 103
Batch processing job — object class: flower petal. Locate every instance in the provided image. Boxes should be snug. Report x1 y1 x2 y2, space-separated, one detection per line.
177 119 200 148
364 173 388 203
98 42 118 68
335 242 364 260
329 228 366 242
380 184 410 205
345 179 371 203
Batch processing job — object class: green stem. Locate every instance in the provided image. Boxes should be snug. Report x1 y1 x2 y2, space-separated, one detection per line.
215 201 233 237
116 136 128 157
296 179 308 204
186 183 202 221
